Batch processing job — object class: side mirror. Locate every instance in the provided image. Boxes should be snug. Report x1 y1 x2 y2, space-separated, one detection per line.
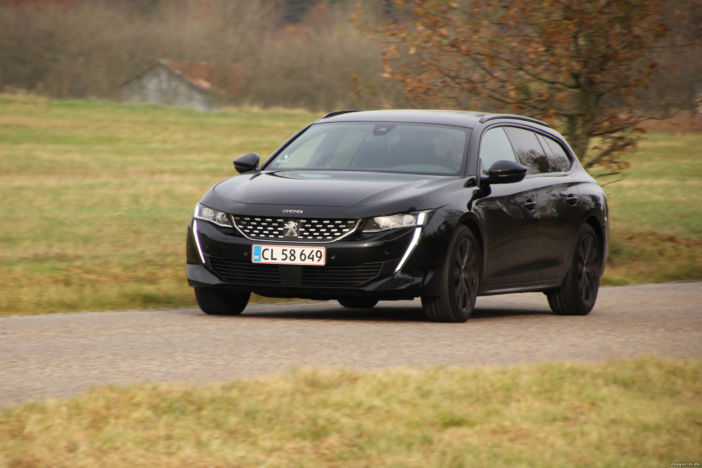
485 160 527 184
233 153 260 174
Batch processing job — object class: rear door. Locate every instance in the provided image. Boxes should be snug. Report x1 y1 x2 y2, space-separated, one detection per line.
504 127 583 281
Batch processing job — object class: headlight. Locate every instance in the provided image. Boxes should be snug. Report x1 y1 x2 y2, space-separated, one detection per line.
193 204 233 228
363 211 429 233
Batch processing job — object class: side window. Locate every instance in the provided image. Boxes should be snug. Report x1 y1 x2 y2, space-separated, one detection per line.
539 135 573 173
478 127 517 174
504 127 549 175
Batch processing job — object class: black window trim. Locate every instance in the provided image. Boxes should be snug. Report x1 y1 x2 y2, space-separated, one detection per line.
480 122 575 178
536 133 575 175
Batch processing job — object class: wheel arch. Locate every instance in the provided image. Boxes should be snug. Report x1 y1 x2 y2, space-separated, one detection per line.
457 214 485 279
585 215 607 273
425 214 484 294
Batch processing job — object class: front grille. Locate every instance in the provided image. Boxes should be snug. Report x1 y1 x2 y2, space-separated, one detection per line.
209 258 280 284
233 216 358 242
209 257 383 287
303 263 383 286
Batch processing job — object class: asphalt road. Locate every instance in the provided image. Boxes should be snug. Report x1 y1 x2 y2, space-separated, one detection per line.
1 281 700 407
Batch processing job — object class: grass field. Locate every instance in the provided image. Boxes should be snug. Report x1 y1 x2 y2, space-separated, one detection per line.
0 93 700 315
1 357 700 467
602 131 702 284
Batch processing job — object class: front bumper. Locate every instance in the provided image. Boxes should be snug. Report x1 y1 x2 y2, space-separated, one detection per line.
186 219 441 300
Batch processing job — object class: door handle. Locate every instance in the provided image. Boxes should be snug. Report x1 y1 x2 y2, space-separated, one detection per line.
525 198 536 210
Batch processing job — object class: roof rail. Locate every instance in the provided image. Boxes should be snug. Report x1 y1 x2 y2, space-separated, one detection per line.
478 114 550 127
322 110 361 119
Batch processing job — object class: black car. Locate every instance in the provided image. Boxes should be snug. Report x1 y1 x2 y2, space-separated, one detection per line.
187 110 607 322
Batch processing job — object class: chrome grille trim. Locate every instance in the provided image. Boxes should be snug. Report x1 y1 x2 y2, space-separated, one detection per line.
232 216 360 243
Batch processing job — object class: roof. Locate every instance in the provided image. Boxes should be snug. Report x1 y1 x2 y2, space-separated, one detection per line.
122 60 243 98
318 109 550 129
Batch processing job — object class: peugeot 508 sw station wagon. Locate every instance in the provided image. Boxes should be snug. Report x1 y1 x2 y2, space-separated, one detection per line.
187 110 608 322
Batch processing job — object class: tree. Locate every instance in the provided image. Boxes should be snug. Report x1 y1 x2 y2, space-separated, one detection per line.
355 0 696 173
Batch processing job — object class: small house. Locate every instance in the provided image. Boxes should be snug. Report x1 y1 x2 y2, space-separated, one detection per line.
121 60 242 111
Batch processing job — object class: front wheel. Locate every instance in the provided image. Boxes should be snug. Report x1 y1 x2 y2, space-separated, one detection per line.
194 287 250 316
547 224 602 316
421 225 481 322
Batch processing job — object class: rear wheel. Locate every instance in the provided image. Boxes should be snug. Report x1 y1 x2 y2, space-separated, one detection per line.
194 287 250 316
547 224 602 316
421 225 481 322
338 298 378 309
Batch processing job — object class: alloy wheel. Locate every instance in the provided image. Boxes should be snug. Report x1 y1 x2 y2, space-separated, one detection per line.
576 232 601 306
452 236 479 315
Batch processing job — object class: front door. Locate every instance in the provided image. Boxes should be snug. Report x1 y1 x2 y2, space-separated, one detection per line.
473 126 542 287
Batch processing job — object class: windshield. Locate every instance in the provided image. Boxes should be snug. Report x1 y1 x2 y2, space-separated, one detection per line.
266 122 471 175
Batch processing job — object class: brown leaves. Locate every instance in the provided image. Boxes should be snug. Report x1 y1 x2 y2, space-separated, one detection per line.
356 0 680 171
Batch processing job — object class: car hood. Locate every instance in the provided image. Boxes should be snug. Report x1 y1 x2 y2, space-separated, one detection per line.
206 170 461 218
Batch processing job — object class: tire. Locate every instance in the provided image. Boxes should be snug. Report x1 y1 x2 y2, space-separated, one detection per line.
547 224 602 316
338 297 378 309
194 287 250 316
421 225 481 322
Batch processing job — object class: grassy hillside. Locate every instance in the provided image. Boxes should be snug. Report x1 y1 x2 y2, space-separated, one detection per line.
0 93 700 315
1 357 700 467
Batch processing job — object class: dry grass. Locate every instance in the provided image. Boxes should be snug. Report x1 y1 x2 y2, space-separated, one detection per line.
1 357 700 467
0 94 316 315
639 111 702 133
0 93 700 314
601 129 702 284
605 230 702 285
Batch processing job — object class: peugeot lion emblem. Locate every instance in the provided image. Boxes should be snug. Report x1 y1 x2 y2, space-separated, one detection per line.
283 220 300 238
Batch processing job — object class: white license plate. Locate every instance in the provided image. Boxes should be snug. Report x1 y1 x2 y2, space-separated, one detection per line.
252 245 326 266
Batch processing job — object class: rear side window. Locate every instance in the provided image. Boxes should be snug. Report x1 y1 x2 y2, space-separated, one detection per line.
478 127 518 174
504 127 549 174
539 135 573 173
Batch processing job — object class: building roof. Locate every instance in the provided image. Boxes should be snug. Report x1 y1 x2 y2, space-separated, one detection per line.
122 60 243 98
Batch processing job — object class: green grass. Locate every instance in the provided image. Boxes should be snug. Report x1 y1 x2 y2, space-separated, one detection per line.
602 131 702 284
0 94 317 315
1 357 700 467
604 131 702 239
0 93 700 315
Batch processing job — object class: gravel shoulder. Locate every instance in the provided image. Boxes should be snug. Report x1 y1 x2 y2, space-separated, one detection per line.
1 281 701 407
